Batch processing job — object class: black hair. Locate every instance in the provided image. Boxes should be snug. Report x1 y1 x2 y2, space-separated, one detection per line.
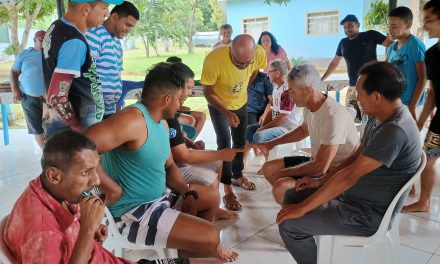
257 31 282 55
389 6 413 22
41 130 96 173
220 24 232 31
358 61 405 101
166 56 183 63
170 62 195 82
141 62 185 100
111 1 140 20
424 0 440 19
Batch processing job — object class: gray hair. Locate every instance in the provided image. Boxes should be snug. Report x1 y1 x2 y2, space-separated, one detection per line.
287 64 322 90
269 59 288 76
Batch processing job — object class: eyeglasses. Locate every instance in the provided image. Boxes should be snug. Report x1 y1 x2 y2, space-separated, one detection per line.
230 48 254 69
268 69 278 73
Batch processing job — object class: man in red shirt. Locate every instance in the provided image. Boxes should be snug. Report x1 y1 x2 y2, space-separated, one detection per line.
3 130 219 264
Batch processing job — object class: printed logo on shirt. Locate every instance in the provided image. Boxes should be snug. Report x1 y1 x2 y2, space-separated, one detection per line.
169 128 177 138
231 82 244 94
84 60 104 121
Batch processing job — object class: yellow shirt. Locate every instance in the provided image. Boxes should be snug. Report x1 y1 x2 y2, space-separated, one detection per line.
201 45 267 110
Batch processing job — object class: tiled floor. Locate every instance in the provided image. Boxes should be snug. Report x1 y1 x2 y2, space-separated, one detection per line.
1 125 440 264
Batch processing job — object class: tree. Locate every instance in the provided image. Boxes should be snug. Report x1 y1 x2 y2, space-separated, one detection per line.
264 0 290 4
0 0 57 56
364 0 388 33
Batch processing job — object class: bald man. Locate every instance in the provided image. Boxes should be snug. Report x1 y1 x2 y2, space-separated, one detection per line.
201 34 267 211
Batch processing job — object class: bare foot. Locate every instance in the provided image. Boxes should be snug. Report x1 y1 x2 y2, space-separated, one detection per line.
409 185 416 195
256 166 264 175
215 208 239 220
402 201 430 213
216 244 239 262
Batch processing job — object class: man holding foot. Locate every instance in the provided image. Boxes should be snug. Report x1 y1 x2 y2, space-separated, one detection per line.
201 34 267 211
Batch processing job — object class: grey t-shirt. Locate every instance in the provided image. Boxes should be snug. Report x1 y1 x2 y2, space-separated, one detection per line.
342 106 422 215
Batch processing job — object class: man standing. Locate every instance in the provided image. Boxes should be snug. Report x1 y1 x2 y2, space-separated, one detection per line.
321 14 392 121
42 0 122 137
201 34 267 211
10 30 46 148
387 6 427 120
278 62 422 264
212 24 233 50
85 63 238 262
86 1 139 119
403 0 440 213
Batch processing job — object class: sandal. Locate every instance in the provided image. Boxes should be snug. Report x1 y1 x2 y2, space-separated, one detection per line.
232 176 256 191
223 193 241 211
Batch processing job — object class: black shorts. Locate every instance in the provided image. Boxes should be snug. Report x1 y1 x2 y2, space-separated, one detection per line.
283 156 312 180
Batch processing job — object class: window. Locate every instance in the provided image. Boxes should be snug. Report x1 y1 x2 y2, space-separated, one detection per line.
242 17 269 41
307 10 339 35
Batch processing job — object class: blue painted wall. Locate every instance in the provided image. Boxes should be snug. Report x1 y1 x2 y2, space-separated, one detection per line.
226 0 389 59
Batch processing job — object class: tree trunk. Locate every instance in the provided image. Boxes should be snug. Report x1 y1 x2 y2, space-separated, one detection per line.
141 35 150 57
151 42 159 56
187 0 197 54
21 2 42 52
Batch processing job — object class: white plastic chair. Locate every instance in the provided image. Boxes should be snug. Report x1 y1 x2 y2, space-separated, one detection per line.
0 214 17 264
103 207 177 259
316 152 426 264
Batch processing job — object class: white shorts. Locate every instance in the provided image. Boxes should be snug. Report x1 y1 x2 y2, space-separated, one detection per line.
178 161 221 186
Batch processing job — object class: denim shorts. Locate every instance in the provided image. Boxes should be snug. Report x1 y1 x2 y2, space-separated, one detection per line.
21 93 44 135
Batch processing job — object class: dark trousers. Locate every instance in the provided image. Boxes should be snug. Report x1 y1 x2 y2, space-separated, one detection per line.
208 104 247 185
278 189 382 264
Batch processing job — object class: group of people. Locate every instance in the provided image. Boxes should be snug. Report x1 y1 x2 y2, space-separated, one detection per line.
4 0 440 264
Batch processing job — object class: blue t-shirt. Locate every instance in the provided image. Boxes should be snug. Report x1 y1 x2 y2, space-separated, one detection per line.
247 71 274 114
86 25 123 115
12 48 45 96
387 35 426 106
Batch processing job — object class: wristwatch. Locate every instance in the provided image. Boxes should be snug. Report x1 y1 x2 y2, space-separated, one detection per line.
182 190 199 200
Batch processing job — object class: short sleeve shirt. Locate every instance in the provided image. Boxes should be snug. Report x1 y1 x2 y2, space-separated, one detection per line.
167 115 185 147
336 30 387 86
425 43 440 133
4 178 134 264
201 45 267 110
303 96 359 169
11 48 45 96
271 82 303 131
247 71 273 114
343 106 422 215
265 47 289 72
387 34 426 106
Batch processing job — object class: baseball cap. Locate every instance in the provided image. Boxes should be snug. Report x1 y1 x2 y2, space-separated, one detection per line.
340 14 359 25
70 0 124 4
34 30 46 39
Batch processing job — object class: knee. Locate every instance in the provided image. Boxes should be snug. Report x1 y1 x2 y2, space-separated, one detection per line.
193 112 206 123
252 132 264 144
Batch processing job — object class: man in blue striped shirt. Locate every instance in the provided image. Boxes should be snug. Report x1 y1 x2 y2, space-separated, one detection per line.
86 1 139 118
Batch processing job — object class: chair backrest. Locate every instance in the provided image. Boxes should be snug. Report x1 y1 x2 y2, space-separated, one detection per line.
0 214 17 264
372 152 426 238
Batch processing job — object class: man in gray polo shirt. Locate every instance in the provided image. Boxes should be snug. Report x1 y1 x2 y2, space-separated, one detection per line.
277 62 422 264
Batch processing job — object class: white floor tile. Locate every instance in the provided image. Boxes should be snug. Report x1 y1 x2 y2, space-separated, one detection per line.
400 245 433 264
426 254 440 264
399 214 440 253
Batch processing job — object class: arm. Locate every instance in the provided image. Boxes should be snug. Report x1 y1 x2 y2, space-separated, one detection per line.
417 82 436 130
408 61 427 120
165 153 190 194
259 113 289 130
321 55 342 81
203 84 229 115
248 70 259 88
277 154 382 223
9 69 22 102
279 144 340 178
96 163 122 205
254 122 309 150
172 143 241 164
47 72 81 130
382 37 394 48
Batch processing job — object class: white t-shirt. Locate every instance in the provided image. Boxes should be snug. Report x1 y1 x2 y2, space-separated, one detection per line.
271 83 303 131
303 96 359 169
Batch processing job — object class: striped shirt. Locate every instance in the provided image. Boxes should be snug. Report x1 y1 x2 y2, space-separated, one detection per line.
86 25 123 115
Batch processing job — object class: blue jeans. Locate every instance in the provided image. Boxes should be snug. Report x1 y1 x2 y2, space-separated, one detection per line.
245 123 286 144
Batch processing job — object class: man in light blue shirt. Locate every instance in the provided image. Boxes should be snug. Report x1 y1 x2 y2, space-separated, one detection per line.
10 30 46 148
387 6 427 120
86 1 139 118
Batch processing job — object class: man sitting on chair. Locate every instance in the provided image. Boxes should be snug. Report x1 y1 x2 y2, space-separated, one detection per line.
277 61 423 264
3 130 217 264
254 64 359 205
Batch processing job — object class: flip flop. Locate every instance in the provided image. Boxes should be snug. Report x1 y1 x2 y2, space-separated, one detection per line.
223 193 241 211
232 176 256 191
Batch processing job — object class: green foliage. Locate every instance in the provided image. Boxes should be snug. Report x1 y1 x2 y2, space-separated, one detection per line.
5 44 18 56
291 56 305 67
364 0 388 32
264 0 291 5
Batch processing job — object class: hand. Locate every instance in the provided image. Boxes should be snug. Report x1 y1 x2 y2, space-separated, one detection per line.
226 111 240 127
79 196 105 235
94 224 108 244
250 141 275 152
219 148 245 161
12 90 22 102
276 203 307 224
182 194 197 216
258 116 264 125
192 140 205 150
295 177 322 192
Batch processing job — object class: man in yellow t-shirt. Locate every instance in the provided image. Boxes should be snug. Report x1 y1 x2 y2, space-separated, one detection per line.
201 34 267 211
